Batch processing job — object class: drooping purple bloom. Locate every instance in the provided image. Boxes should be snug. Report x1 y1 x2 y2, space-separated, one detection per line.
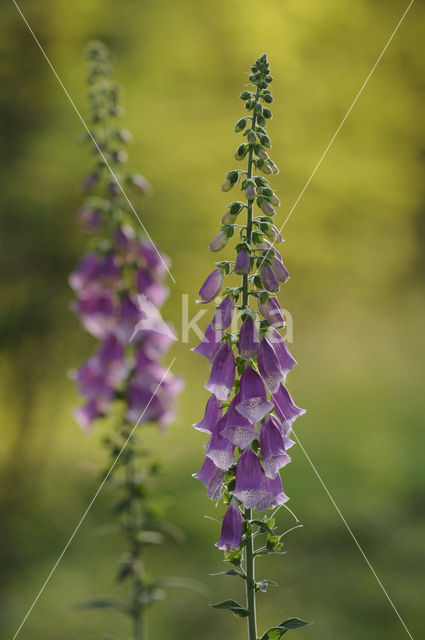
272 383 306 428
215 498 243 551
205 416 235 470
193 457 224 500
256 473 289 511
271 256 290 283
234 248 251 275
76 205 102 231
259 416 291 478
233 448 267 508
258 295 285 328
260 263 280 293
192 322 225 363
205 343 236 401
236 366 273 423
220 393 258 449
136 269 169 307
198 268 224 303
267 327 297 375
238 316 259 359
193 394 223 434
257 336 284 393
75 292 115 338
211 295 234 331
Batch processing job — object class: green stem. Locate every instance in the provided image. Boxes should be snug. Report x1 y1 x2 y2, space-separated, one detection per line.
244 507 257 640
127 439 146 640
241 86 261 640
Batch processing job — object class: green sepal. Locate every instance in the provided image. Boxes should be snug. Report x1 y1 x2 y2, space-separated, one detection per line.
77 597 128 611
256 578 278 592
251 519 274 535
263 108 273 119
257 114 267 127
263 93 274 104
227 201 245 215
234 117 248 133
211 599 250 618
251 231 264 244
253 274 263 288
247 129 257 145
240 90 252 100
210 569 246 579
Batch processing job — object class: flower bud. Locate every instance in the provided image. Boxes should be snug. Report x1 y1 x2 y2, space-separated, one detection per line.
256 114 266 127
240 91 251 100
264 224 283 243
259 198 275 216
235 143 248 161
234 248 251 275
259 134 271 148
245 182 256 200
116 128 132 142
82 173 99 191
257 159 272 175
198 268 224 303
221 170 239 192
234 118 247 133
254 144 268 160
130 174 152 195
263 93 274 104
263 108 272 119
260 263 280 293
209 230 229 253
261 188 280 206
247 130 257 145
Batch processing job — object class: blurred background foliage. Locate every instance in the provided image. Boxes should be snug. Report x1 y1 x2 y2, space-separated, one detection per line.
0 0 424 638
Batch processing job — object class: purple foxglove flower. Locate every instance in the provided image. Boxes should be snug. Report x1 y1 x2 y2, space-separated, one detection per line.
76 205 102 231
220 393 258 449
115 294 143 343
209 230 229 252
260 263 280 293
236 366 273 423
256 473 289 510
258 296 284 328
211 295 234 331
193 394 223 434
138 239 169 276
205 416 235 470
267 328 297 375
205 343 235 401
136 269 169 307
108 181 121 197
193 457 224 500
238 316 259 359
271 256 289 283
221 210 238 225
233 448 267 508
259 416 291 478
234 248 251 275
114 225 135 254
198 268 224 303
69 251 102 292
216 498 243 551
82 173 99 191
192 322 225 363
257 336 284 393
76 292 115 338
272 383 306 428
73 396 106 432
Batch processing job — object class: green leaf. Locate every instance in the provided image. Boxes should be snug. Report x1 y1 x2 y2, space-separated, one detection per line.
280 618 312 630
210 569 245 579
211 599 250 617
77 597 128 611
260 618 312 640
251 519 274 535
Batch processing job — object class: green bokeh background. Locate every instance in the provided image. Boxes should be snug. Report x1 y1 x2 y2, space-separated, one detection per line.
1 1 424 639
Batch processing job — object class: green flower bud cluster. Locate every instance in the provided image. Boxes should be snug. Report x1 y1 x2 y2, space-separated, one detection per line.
214 54 283 315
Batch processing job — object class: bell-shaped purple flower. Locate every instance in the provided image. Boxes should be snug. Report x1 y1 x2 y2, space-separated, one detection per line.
257 336 284 393
198 268 224 303
205 343 236 401
192 322 225 363
76 205 102 231
259 415 291 478
258 296 284 328
76 292 115 338
193 457 224 500
260 263 280 293
234 248 251 275
193 394 222 434
205 416 235 470
271 256 290 283
233 448 267 508
236 366 273 424
216 498 243 551
220 393 258 449
238 316 259 359
268 328 297 375
73 398 101 432
256 473 289 510
211 295 234 331
272 383 306 428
